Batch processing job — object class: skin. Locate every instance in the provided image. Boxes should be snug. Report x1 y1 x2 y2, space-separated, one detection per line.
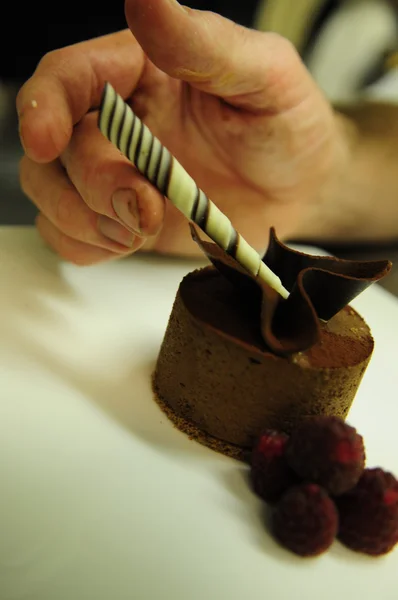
16 0 398 266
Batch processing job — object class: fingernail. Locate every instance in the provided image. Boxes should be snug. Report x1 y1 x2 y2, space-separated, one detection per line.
98 216 135 248
112 189 142 234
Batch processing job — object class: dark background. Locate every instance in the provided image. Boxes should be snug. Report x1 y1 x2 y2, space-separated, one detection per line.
4 1 259 82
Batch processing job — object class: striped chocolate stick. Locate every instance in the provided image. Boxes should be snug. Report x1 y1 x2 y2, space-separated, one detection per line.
98 82 289 299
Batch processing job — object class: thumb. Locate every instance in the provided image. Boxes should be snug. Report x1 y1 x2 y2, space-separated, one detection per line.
125 0 317 112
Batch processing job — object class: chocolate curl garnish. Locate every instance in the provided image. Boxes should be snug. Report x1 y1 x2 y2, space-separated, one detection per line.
264 229 391 320
191 225 392 356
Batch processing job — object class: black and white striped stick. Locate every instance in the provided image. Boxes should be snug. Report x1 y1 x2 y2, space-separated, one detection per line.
98 82 289 299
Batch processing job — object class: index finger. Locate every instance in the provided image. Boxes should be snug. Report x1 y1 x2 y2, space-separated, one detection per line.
17 29 145 163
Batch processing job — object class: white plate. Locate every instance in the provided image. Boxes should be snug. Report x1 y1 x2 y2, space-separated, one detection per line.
0 228 397 600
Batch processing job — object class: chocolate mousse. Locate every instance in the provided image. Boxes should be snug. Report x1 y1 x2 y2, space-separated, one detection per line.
153 227 391 460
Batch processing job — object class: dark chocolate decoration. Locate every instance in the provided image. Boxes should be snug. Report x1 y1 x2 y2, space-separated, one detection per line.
190 225 391 356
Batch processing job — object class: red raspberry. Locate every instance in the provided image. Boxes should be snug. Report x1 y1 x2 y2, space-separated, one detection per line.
286 416 365 495
272 484 338 556
337 468 398 556
250 430 298 503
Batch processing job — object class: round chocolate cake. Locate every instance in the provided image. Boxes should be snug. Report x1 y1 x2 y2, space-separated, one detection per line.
153 228 391 460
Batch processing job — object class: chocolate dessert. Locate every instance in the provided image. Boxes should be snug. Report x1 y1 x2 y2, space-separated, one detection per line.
153 228 391 459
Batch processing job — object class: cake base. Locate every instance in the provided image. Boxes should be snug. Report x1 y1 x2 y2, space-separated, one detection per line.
152 375 249 462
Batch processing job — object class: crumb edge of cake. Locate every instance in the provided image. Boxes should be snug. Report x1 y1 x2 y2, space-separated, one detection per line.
152 372 249 463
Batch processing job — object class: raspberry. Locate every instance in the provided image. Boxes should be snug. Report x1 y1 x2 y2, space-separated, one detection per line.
250 430 298 503
272 484 338 556
337 468 398 556
286 416 365 495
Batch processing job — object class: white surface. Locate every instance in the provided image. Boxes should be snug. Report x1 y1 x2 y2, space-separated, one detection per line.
0 227 397 600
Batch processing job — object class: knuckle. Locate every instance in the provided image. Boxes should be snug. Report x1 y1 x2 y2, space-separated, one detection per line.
269 34 301 72
79 161 118 212
261 34 304 105
266 32 296 54
38 46 77 73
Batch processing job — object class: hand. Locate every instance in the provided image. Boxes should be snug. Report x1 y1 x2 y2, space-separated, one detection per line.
17 0 349 265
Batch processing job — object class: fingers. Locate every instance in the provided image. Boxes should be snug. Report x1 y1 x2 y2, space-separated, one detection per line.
19 106 166 264
36 214 129 266
125 0 317 112
16 30 144 163
20 155 145 256
60 112 166 238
